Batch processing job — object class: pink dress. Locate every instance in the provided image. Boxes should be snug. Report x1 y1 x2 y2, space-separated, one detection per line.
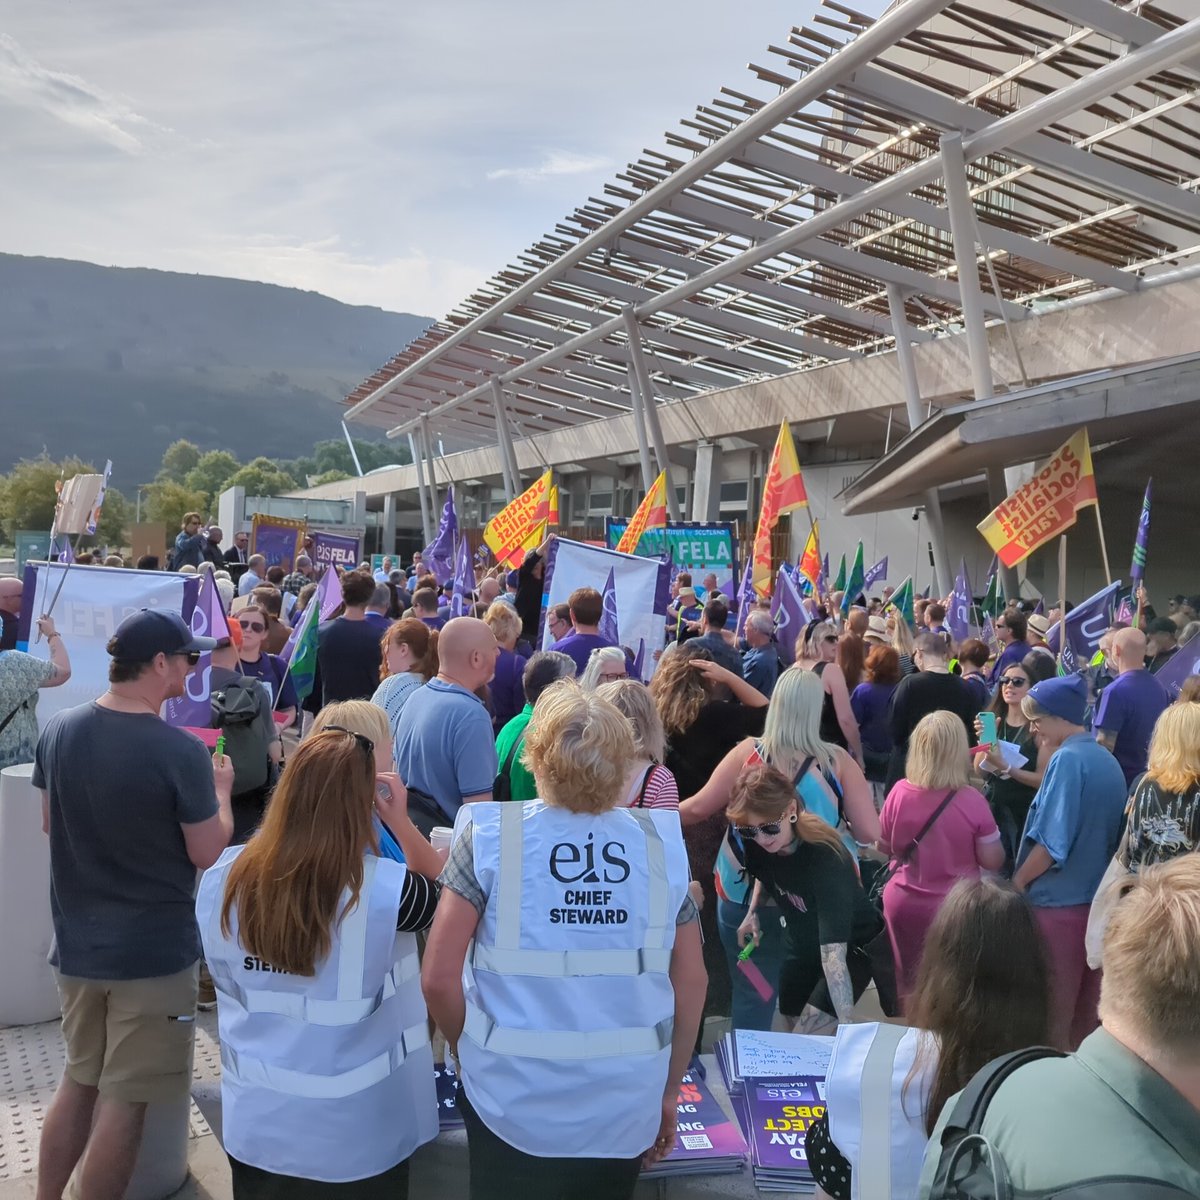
878 781 1000 1006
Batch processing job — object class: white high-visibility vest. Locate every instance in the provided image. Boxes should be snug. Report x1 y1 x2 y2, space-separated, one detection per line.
196 847 437 1182
456 800 691 1158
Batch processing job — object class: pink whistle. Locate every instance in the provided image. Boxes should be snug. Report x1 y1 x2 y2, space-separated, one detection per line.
737 955 775 1003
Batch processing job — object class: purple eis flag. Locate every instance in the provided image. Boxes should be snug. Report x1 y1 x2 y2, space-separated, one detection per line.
1130 479 1151 584
769 567 808 666
317 564 344 621
1154 630 1200 698
599 567 620 646
733 556 756 640
449 537 474 618
423 485 459 587
863 555 888 591
947 559 972 644
164 572 230 727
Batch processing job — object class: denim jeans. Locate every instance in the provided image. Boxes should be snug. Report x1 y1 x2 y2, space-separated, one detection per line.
716 896 787 1032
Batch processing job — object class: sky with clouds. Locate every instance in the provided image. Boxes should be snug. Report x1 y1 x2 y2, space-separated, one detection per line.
2 1 822 319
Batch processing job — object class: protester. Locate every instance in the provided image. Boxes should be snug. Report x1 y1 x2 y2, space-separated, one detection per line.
741 609 781 699
796 620 863 760
731 765 892 1032
879 711 1004 1006
0 615 71 770
680 668 879 1032
988 608 1031 684
884 632 977 792
850 644 900 791
412 587 446 631
580 645 627 690
363 583 393 635
372 555 395 584
33 609 232 1199
549 586 615 676
1122 701 1200 869
171 512 208 570
1022 648 1058 686
1013 673 1127 1049
545 602 572 644
371 617 439 746
135 554 160 571
810 878 1049 1200
235 603 297 729
237 554 266 596
309 570 385 708
201 526 226 569
888 614 916 677
974 658 1044 867
922 602 948 636
483 600 528 733
281 554 314 597
225 530 250 565
954 638 991 709
671 584 703 641
493 651 576 804
197 724 441 1195
921 856 1200 1196
422 682 705 1199
596 678 678 809
2 576 29 649
1094 626 1172 786
514 534 552 644
836 630 866 691
393 616 499 832
686 598 743 675
248 586 291 656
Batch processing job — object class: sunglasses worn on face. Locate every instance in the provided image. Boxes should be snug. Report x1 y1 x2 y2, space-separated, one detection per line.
734 821 785 840
238 619 267 633
322 725 375 759
172 650 202 667
1002 676 1029 687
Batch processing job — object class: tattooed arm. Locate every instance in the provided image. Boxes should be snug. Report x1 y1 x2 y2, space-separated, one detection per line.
820 942 855 1025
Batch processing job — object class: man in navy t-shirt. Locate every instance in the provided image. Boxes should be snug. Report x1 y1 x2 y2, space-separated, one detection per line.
1094 627 1171 786
552 586 615 676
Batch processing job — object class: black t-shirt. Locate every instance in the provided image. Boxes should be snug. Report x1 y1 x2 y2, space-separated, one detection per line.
742 837 881 954
0 609 17 651
666 700 767 799
310 617 385 709
885 671 978 789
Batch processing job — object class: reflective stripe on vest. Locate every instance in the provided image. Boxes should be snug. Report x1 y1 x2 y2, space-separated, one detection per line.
221 1020 430 1100
469 943 672 977
215 953 419 1026
463 1001 672 1060
853 1022 908 1200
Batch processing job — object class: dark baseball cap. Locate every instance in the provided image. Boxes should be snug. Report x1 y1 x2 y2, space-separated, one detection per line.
110 609 218 662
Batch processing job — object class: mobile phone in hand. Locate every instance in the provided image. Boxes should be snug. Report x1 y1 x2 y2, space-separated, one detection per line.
977 711 998 746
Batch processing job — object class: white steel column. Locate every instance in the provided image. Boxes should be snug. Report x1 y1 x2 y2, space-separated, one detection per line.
626 365 657 493
621 307 681 520
489 379 519 502
885 285 953 598
419 416 439 533
408 432 434 546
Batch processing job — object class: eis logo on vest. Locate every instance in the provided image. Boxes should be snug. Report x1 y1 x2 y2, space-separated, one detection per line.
547 832 631 927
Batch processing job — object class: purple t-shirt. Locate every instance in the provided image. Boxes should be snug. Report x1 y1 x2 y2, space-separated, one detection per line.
553 631 615 677
491 647 529 732
850 680 897 754
1094 668 1171 786
989 639 1030 684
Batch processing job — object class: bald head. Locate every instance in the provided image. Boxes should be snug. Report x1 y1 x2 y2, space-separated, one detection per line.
437 616 499 690
0 578 23 616
1112 626 1148 674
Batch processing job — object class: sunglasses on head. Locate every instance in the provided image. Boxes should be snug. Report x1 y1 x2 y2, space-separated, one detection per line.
238 619 267 633
1001 675 1029 687
171 650 203 667
322 725 375 759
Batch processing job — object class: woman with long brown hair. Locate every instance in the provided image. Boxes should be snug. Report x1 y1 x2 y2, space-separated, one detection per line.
196 725 442 1197
371 617 438 746
806 877 1049 1200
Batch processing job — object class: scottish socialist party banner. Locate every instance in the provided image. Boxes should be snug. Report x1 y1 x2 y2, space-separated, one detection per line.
540 539 670 680
977 428 1097 568
18 562 198 729
605 520 737 595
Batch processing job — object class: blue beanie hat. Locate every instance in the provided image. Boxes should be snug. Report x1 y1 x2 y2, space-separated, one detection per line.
1028 673 1087 725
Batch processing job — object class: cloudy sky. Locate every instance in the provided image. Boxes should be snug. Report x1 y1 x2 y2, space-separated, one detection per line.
2 1 818 319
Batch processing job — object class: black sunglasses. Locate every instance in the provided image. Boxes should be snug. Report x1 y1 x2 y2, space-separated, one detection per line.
322 725 375 759
171 650 203 667
238 619 267 633
1001 675 1029 687
734 820 785 840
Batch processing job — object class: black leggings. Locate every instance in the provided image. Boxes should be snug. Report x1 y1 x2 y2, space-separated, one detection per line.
228 1156 408 1199
459 1089 643 1200
778 944 875 1018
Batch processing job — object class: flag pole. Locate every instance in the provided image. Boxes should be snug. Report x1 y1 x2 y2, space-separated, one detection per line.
40 532 83 633
1056 535 1068 672
1093 506 1112 587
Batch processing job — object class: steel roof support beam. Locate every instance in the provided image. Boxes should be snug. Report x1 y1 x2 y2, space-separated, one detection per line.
490 380 520 502
385 15 1200 438
626 365 657 492
622 307 681 519
410 429 435 545
1034 0 1200 79
419 417 440 524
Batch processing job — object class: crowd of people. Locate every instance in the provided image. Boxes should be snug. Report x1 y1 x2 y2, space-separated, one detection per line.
4 513 1200 1198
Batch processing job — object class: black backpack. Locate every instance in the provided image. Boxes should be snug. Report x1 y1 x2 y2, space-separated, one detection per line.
927 1047 1193 1199
492 733 524 803
211 677 271 796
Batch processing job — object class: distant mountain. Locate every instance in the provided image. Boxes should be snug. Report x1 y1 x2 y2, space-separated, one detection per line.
0 253 432 487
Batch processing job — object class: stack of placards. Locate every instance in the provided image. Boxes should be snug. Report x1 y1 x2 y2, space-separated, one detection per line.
641 1065 748 1179
433 1060 464 1129
716 1030 834 1194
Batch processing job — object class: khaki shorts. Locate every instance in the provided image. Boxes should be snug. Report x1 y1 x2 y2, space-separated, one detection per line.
55 964 199 1104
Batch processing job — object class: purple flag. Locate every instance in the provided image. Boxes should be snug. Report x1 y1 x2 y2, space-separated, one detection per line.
982 615 997 652
317 565 344 621
599 567 620 645
1033 597 1045 616
1153 631 1200 698
818 553 829 596
719 576 737 603
1130 478 1151 584
164 573 229 727
55 536 74 564
1046 581 1121 672
863 555 888 591
947 559 972 645
423 485 459 587
770 567 809 666
449 537 474 618
733 556 756 640
631 637 647 683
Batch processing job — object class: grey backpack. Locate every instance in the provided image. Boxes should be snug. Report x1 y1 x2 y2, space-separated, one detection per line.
211 678 271 796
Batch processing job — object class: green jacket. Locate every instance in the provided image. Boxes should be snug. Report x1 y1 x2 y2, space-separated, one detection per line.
494 705 537 803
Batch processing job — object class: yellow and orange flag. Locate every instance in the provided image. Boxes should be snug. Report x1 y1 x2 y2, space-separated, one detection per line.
977 428 1097 568
616 471 669 555
798 520 821 591
752 421 809 596
483 469 554 567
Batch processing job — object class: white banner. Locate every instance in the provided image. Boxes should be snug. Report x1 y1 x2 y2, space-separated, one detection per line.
541 539 669 680
18 563 196 728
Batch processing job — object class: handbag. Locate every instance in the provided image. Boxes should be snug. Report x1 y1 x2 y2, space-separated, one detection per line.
867 788 958 912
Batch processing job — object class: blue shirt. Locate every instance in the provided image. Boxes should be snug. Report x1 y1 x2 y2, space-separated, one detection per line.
1017 732 1127 907
850 680 896 755
393 678 498 819
742 645 781 699
1093 668 1171 786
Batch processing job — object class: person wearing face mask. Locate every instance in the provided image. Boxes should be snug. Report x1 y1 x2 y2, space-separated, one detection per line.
235 604 297 730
